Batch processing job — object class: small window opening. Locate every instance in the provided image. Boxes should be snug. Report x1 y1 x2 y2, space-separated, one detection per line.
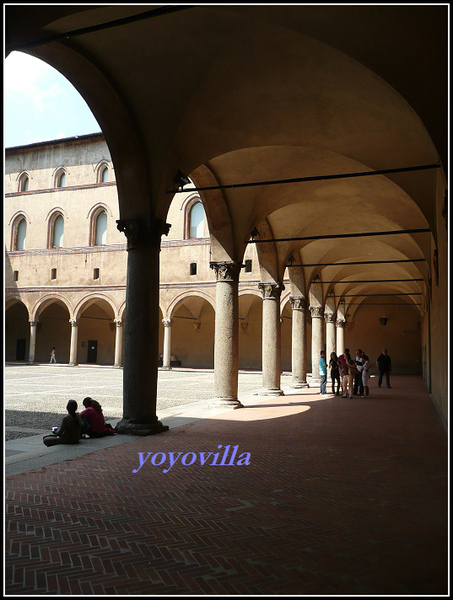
51 268 57 280
93 268 100 280
56 171 66 188
245 259 253 273
100 166 109 183
190 263 197 276
20 175 29 192
13 270 19 281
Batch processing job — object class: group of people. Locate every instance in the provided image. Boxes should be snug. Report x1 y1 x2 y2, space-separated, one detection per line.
43 397 116 447
319 348 392 399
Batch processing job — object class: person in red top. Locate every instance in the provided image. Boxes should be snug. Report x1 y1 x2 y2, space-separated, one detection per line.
80 397 115 437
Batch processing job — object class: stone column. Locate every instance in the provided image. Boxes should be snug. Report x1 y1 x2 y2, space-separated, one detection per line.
289 296 309 388
28 319 37 364
210 261 243 408
309 306 324 385
68 319 79 366
162 318 173 370
259 282 284 396
325 312 336 360
115 217 171 435
336 319 346 356
113 319 123 368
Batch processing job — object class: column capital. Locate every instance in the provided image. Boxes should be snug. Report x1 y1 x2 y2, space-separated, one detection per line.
69 318 78 326
116 217 171 250
324 312 336 323
309 305 324 318
210 261 242 282
259 282 285 299
28 318 38 326
114 318 123 327
336 319 346 329
289 296 308 310
162 318 173 327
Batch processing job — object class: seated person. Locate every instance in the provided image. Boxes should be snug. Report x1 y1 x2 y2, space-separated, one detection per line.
81 397 115 437
43 400 82 446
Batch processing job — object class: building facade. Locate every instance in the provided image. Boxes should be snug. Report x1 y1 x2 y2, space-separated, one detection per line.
6 133 430 387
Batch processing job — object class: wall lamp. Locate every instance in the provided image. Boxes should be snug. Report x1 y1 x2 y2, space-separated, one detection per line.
173 170 191 190
379 317 388 326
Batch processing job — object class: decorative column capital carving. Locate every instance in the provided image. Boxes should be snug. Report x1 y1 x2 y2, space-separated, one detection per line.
116 217 171 250
336 319 346 329
289 296 307 310
210 261 242 282
324 312 336 323
162 318 173 327
309 306 324 318
114 318 123 327
258 282 285 299
29 319 38 326
69 318 78 327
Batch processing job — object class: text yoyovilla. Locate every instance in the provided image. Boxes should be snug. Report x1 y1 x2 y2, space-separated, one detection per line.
132 445 251 474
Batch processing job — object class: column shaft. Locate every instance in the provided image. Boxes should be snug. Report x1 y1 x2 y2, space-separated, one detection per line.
115 217 170 435
113 319 123 368
28 320 37 364
259 283 284 395
69 319 78 366
162 319 173 370
290 297 309 388
210 261 243 408
310 306 324 385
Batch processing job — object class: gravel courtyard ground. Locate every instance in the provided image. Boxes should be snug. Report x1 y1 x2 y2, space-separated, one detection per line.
4 364 274 441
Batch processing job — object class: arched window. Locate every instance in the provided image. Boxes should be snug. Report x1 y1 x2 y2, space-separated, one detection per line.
95 210 107 245
100 166 109 183
19 173 29 192
52 215 64 247
189 201 205 239
55 169 66 188
16 218 27 250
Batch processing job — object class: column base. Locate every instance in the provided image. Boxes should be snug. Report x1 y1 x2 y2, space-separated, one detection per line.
113 363 123 369
160 366 172 371
116 418 169 436
209 398 244 410
291 381 310 389
68 362 78 367
257 388 285 396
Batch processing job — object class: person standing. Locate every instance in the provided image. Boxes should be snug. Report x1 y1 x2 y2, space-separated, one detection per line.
347 356 359 399
361 354 371 397
340 351 351 397
329 352 341 396
49 347 57 363
353 349 364 396
319 350 328 395
376 348 392 388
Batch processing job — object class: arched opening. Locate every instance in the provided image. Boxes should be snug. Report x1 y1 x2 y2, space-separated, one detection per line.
77 299 116 365
5 301 30 361
35 301 71 363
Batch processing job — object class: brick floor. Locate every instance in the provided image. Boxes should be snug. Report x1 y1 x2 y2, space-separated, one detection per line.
5 376 448 595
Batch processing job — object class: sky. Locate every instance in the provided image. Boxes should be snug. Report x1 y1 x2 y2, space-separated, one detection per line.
4 51 101 148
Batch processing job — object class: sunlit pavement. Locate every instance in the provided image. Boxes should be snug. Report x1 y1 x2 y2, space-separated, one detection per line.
5 372 448 595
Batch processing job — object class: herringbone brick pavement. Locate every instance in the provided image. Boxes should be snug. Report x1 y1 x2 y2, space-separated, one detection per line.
5 376 448 595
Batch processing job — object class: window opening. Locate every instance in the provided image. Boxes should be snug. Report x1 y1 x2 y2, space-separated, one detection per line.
245 259 253 273
56 171 66 187
189 201 205 238
51 268 57 280
100 166 109 183
95 211 107 245
13 270 19 281
190 263 197 276
52 215 64 247
93 268 100 280
19 174 29 192
16 218 27 250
